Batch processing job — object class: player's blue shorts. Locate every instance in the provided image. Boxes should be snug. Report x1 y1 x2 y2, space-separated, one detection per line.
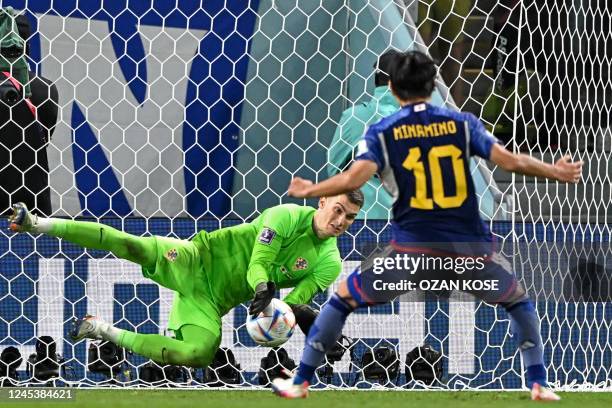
346 240 518 306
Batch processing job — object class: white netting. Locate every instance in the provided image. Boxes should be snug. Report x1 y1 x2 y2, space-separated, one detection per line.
0 0 610 389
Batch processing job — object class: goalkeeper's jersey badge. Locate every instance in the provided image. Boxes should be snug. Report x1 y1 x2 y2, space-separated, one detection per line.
258 227 276 245
293 257 308 271
164 248 178 262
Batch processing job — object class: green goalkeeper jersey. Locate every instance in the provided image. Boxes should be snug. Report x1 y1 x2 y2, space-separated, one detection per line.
191 204 342 315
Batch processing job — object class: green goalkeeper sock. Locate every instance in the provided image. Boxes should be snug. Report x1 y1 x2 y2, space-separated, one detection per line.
117 326 217 367
43 219 157 267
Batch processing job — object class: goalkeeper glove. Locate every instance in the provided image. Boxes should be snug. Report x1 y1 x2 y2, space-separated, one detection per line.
249 282 276 316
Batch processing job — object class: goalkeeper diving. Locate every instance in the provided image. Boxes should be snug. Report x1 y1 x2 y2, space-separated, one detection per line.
8 191 363 368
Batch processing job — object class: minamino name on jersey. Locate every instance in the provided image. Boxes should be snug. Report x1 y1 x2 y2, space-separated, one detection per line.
393 120 458 140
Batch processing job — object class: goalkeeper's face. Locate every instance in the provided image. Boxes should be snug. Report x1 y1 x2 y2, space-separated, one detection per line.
314 195 360 238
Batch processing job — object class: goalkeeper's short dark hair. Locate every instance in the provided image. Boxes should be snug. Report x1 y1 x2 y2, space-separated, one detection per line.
345 189 364 208
388 50 437 100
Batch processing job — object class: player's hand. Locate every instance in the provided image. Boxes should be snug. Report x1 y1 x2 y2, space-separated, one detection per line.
554 155 583 183
287 177 314 198
249 282 276 316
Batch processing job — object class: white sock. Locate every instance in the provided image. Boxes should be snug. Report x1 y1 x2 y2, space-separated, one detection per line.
103 326 125 344
95 319 124 344
31 217 56 234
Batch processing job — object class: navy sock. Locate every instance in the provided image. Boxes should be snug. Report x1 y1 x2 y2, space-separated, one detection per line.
506 300 547 387
526 364 547 388
293 294 354 385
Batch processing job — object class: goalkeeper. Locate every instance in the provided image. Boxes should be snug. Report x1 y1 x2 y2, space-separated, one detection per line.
8 192 363 367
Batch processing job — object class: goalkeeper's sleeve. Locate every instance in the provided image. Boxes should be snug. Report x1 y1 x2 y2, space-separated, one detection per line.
246 230 283 290
246 205 295 290
283 256 341 305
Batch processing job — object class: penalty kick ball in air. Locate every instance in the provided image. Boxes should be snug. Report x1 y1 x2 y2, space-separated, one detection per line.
246 298 296 347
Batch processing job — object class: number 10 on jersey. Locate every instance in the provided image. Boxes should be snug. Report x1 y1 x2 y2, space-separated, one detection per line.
402 144 467 209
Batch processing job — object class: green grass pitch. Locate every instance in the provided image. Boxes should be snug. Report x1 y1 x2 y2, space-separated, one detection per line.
9 390 612 408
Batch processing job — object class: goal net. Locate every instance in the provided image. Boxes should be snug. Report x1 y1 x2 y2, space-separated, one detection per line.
0 0 610 389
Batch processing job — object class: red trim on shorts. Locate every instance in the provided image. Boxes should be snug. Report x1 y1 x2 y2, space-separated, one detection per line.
350 274 375 305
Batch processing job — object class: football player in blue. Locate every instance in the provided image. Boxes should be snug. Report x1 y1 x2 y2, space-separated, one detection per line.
272 50 582 401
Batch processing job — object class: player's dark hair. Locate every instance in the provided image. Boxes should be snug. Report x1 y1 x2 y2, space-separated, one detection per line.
389 50 437 100
345 189 364 208
374 49 401 87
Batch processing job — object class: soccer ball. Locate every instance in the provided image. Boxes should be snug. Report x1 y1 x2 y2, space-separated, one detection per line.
246 298 296 347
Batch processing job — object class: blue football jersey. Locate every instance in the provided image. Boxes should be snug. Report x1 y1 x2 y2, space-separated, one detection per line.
354 102 499 242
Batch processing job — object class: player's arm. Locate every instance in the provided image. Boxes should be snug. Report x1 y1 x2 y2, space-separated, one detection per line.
247 206 295 315
466 113 582 183
289 160 377 198
290 124 383 198
489 144 582 183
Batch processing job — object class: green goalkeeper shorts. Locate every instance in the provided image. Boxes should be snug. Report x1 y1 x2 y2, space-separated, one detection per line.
141 235 222 339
